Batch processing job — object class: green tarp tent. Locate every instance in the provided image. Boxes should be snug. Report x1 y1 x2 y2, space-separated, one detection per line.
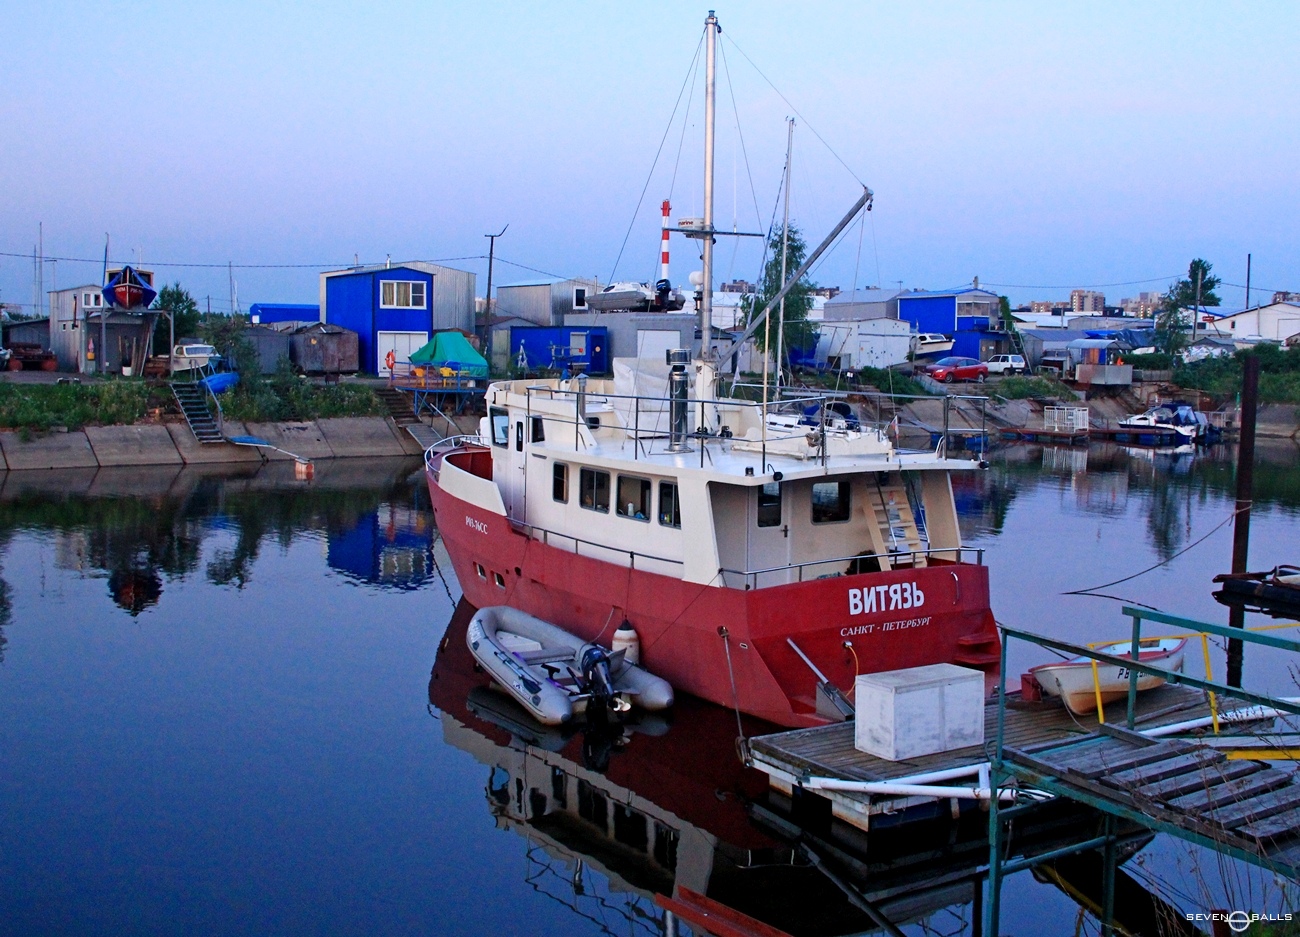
408 331 488 377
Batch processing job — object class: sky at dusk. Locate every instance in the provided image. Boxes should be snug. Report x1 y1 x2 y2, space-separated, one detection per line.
2 1 1297 315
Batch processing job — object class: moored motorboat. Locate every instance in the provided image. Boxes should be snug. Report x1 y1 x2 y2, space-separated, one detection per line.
467 605 674 726
912 333 954 359
1118 402 1213 444
1026 637 1187 715
426 11 1002 729
1214 566 1300 614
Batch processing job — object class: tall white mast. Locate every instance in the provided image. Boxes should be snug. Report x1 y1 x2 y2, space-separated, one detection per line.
776 117 793 395
700 10 718 354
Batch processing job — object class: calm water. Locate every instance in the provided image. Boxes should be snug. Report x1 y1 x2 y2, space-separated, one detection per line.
0 443 1297 936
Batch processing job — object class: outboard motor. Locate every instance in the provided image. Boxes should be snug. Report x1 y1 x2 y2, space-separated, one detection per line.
579 644 629 716
654 278 672 309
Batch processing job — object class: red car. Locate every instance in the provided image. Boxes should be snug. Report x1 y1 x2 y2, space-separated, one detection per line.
925 356 988 383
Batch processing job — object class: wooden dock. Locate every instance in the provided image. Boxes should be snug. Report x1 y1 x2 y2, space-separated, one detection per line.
999 427 1089 444
749 686 1253 831
1006 724 1300 876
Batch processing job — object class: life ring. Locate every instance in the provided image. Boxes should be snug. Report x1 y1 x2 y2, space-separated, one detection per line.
384 349 396 371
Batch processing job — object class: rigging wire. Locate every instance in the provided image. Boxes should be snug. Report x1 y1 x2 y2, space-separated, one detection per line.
851 198 866 292
721 31 865 188
717 38 765 231
607 31 705 284
1063 504 1248 599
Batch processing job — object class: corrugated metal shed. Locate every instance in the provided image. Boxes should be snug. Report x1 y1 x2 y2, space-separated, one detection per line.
244 325 293 374
495 277 600 326
822 288 903 322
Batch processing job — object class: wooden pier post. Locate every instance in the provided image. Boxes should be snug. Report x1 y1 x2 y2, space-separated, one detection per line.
1227 353 1259 688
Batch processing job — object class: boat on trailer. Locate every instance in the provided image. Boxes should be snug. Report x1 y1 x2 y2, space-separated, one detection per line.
425 11 1000 729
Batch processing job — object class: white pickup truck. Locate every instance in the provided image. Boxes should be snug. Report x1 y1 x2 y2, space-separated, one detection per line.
985 354 1027 375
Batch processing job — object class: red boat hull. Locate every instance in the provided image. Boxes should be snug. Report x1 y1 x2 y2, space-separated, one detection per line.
428 450 1000 728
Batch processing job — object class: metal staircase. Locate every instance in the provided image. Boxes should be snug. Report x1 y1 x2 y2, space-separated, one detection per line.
171 381 223 443
376 385 443 450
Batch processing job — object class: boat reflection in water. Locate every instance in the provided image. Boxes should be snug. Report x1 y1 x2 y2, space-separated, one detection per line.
327 500 435 590
430 599 1192 937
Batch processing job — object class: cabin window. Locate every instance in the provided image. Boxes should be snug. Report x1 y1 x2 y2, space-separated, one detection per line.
379 279 427 309
616 475 651 521
812 480 851 524
490 407 509 447
530 416 545 442
552 463 568 502
515 421 523 452
474 562 486 580
493 571 506 589
579 468 610 513
757 482 782 527
551 767 567 808
658 482 681 528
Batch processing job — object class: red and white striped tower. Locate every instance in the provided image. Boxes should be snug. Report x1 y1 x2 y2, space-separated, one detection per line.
660 199 671 282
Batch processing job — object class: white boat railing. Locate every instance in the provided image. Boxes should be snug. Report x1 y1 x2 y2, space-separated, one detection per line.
423 435 485 477
507 520 685 572
721 546 985 589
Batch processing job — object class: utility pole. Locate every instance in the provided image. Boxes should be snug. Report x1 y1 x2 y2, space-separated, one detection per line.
483 224 508 343
776 117 794 396
1245 253 1252 311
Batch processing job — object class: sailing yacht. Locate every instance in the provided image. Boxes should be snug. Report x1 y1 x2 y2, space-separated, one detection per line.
426 11 1000 728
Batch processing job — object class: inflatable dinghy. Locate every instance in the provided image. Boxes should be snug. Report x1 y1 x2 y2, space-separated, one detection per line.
466 606 674 726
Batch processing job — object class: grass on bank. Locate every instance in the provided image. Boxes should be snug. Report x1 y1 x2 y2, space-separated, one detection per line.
0 380 152 432
215 365 383 423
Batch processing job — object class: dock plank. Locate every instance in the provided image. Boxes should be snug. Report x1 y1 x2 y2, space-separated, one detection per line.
1103 749 1224 788
1240 804 1300 844
1206 784 1300 829
1169 770 1291 814
1068 740 1193 780
1131 761 1260 803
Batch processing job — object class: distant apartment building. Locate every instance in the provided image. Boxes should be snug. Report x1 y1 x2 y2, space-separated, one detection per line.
1030 300 1071 316
809 286 841 299
1273 291 1300 305
718 280 755 294
1070 289 1106 313
1118 291 1163 317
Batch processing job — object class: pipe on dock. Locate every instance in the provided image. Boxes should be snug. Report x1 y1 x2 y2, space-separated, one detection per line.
802 776 1017 803
1140 699 1299 738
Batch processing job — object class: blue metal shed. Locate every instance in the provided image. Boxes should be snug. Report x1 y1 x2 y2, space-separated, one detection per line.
508 325 610 375
249 302 320 324
320 261 476 375
898 288 1003 359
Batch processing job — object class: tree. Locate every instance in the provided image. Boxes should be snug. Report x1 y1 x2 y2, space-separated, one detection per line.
153 283 201 355
1157 259 1221 355
739 222 818 357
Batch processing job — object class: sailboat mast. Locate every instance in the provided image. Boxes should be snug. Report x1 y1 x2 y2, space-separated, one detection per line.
700 10 718 355
776 117 793 395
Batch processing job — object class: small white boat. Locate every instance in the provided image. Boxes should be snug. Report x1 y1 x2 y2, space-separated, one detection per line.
466 606 674 726
912 333 954 359
585 280 687 312
1027 637 1187 715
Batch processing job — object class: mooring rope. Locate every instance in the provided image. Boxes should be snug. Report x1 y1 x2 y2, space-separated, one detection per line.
718 626 750 763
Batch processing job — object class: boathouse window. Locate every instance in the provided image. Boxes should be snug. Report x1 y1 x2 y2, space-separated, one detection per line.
572 287 588 310
379 279 427 309
552 463 568 502
579 468 610 513
530 416 545 442
812 480 851 524
490 408 509 447
658 482 681 528
757 482 782 527
616 475 651 521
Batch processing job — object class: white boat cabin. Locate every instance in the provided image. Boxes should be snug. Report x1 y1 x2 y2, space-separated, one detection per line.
438 370 980 588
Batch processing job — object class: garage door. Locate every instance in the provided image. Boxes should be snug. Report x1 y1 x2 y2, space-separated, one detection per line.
376 331 429 375
636 329 681 361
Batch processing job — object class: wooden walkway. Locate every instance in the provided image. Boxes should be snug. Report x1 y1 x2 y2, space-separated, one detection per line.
1007 724 1300 877
749 686 1256 829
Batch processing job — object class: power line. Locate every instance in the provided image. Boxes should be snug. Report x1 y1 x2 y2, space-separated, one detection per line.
981 275 1180 290
0 249 491 270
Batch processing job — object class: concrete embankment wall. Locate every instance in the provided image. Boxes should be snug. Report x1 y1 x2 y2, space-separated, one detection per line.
0 416 450 471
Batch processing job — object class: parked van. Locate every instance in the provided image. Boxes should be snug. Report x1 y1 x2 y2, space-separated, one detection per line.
985 354 1027 375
